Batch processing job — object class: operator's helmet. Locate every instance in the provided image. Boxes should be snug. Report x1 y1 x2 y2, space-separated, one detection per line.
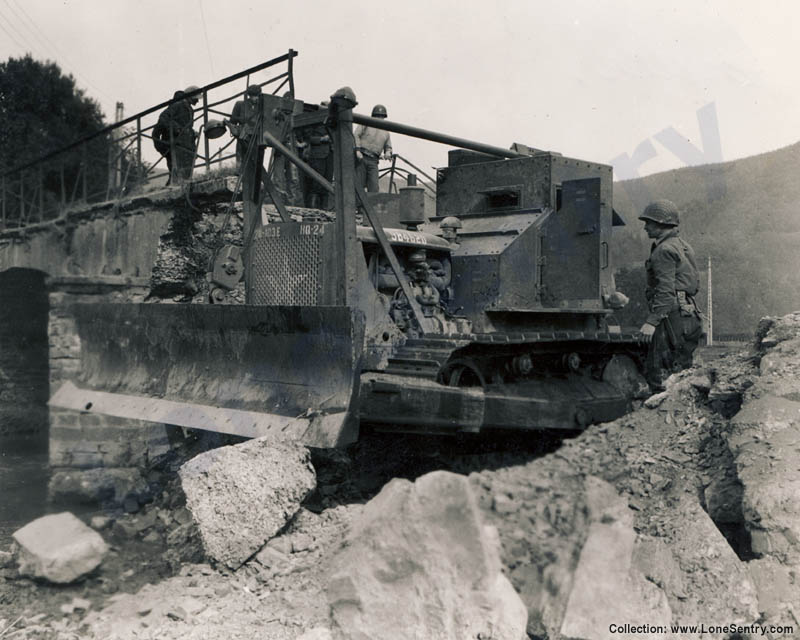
371 104 388 118
184 85 201 104
407 249 427 264
440 216 463 231
246 84 262 97
638 199 680 227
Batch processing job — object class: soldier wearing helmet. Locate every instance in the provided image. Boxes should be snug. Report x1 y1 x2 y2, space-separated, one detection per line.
354 104 393 192
156 86 200 184
229 84 264 169
638 199 704 391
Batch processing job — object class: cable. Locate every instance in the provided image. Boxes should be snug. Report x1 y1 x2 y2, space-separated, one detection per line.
3 0 114 103
198 0 215 76
0 12 26 50
0 6 36 52
3 0 52 57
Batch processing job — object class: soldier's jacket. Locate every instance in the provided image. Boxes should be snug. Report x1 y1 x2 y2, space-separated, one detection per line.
299 123 332 160
645 229 699 326
230 99 261 140
354 125 392 157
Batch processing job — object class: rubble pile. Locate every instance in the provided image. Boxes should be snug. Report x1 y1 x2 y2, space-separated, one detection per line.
2 312 800 639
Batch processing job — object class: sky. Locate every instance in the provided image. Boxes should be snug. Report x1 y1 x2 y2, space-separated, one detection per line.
1 0 799 180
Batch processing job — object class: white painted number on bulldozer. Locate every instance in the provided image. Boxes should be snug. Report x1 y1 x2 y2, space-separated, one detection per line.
300 224 325 236
388 230 426 245
263 226 281 238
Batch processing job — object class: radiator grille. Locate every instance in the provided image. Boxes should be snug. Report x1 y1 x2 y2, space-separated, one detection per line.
249 233 321 305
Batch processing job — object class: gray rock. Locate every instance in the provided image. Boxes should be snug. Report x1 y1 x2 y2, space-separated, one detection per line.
644 391 668 409
747 557 800 627
326 470 528 640
48 467 147 509
291 532 314 553
0 549 14 568
727 395 800 562
297 629 333 640
179 436 316 569
560 477 673 639
13 512 108 583
90 516 113 531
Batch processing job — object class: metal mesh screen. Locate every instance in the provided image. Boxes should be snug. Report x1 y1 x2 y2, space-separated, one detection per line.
249 233 321 305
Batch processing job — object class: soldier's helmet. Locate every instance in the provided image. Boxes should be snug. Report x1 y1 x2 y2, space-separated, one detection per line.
407 249 427 264
184 85 201 104
246 84 262 97
371 104 388 118
638 199 680 227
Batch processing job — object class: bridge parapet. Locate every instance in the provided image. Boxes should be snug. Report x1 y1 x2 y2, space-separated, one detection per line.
1 51 297 233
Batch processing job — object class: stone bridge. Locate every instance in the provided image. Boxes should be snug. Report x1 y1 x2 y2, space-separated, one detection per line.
0 177 248 506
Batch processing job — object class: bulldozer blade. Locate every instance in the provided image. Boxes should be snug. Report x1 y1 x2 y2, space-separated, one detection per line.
48 304 365 448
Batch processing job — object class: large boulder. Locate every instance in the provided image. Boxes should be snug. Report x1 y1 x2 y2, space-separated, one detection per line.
726 396 800 563
559 477 673 639
13 512 108 583
326 470 528 640
179 436 316 569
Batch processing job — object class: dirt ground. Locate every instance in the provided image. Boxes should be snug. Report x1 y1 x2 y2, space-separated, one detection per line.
0 344 760 639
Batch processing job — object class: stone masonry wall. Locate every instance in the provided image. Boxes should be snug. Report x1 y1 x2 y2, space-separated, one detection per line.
47 280 172 510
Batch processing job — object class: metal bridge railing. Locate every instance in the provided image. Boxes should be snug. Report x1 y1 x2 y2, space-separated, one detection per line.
381 154 437 196
0 50 298 232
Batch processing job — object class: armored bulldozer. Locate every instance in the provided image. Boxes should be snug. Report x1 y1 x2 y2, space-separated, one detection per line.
50 87 648 448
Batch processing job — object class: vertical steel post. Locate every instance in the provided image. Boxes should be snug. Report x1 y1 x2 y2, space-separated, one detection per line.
82 145 88 201
388 153 397 194
19 170 25 225
287 49 296 98
136 116 142 187
116 103 124 194
60 161 66 208
203 89 211 173
330 88 360 307
707 256 713 346
2 175 5 229
38 165 43 221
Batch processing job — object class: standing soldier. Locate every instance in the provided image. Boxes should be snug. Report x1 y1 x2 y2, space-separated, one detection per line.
354 104 393 192
229 84 263 171
229 84 267 242
168 86 200 183
297 102 334 209
269 92 301 205
638 199 704 391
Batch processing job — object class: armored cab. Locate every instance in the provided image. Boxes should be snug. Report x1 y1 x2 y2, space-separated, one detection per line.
431 150 622 333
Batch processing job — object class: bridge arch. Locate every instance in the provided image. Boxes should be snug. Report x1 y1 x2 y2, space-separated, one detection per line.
0 267 50 443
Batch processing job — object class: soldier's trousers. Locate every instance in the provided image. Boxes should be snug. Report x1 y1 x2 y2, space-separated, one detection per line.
645 307 704 391
357 156 380 193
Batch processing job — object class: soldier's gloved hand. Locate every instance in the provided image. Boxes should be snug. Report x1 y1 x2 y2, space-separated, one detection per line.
382 152 394 161
638 322 657 343
356 150 363 162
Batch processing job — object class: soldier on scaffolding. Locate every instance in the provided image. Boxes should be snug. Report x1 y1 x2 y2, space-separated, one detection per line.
296 101 334 209
355 104 393 193
269 91 301 205
228 84 268 241
229 84 264 171
157 86 199 185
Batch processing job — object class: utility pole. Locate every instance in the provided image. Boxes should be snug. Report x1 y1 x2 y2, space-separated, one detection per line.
107 102 124 195
707 256 713 346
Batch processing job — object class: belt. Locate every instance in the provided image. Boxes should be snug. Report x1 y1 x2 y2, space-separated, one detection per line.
358 148 379 159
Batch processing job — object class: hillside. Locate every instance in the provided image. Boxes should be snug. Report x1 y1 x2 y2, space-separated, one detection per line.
611 142 800 334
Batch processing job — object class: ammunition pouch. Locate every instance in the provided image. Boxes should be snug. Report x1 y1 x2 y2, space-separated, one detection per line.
677 290 698 317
